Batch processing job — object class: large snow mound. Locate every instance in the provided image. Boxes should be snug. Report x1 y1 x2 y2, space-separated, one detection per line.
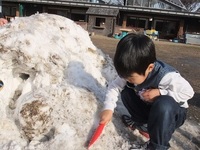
0 13 126 150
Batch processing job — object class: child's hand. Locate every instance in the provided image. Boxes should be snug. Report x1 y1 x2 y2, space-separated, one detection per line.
141 88 160 102
100 110 113 124
0 18 8 26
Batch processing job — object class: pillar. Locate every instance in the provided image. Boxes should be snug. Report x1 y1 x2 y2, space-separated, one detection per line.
122 14 127 28
177 20 184 37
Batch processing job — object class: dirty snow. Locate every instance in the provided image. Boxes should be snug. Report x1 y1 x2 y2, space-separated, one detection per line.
0 13 199 150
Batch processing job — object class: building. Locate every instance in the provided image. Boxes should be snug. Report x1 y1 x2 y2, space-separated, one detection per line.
86 7 119 36
1 0 200 41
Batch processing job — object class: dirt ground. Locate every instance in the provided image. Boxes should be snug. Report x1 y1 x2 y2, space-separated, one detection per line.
90 35 200 124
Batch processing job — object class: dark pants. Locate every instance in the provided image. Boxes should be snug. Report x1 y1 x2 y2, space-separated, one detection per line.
121 86 187 150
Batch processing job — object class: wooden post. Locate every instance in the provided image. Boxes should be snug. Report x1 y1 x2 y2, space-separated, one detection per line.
177 20 184 37
122 14 127 28
16 5 20 17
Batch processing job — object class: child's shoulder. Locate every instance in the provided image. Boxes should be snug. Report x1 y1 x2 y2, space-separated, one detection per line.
155 60 178 73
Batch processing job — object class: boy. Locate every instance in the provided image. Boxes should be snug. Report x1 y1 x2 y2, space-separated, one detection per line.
100 33 194 149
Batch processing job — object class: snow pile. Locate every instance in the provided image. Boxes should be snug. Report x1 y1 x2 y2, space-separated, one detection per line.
0 13 125 150
0 13 199 150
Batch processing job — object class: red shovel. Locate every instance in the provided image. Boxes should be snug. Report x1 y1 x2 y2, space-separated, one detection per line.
88 123 105 149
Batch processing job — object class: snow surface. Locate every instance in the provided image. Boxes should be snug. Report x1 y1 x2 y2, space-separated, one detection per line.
0 13 199 150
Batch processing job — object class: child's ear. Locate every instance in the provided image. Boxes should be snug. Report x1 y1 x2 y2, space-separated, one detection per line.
148 63 154 72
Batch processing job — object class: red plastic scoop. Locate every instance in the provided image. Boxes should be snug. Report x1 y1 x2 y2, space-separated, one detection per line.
88 123 105 149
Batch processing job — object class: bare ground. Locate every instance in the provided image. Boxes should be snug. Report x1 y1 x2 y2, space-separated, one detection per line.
90 35 200 124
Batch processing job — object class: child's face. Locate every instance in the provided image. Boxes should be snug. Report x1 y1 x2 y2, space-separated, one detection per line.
125 63 154 85
125 72 148 85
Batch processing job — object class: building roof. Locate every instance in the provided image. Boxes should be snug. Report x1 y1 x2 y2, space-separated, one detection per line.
86 7 119 16
2 0 200 18
163 0 186 9
188 2 200 12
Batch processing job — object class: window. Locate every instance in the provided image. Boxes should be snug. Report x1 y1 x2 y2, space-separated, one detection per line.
71 9 87 21
2 6 16 17
2 6 11 16
95 17 105 27
127 17 136 27
126 0 179 10
154 19 178 39
127 0 151 7
138 19 147 28
71 14 85 21
48 8 69 18
127 17 147 28
57 10 68 17
11 7 17 16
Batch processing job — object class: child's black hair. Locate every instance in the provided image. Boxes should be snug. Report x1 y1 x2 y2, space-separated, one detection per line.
114 33 156 78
